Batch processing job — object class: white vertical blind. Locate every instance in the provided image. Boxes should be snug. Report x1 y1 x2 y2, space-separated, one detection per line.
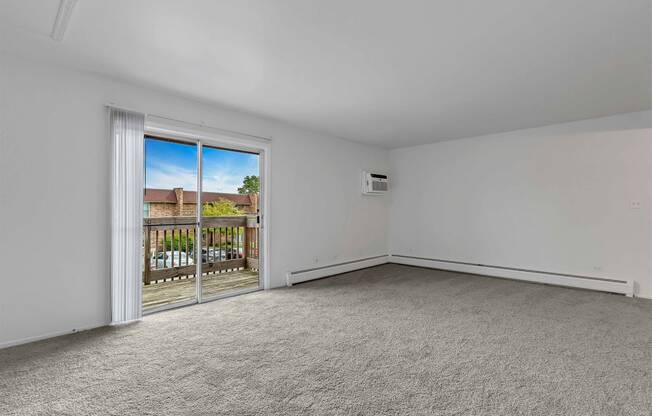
110 108 145 324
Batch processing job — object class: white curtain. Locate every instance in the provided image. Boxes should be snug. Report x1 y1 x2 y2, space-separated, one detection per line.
110 108 145 324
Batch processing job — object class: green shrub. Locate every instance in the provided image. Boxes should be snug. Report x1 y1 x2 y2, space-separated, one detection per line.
163 233 195 252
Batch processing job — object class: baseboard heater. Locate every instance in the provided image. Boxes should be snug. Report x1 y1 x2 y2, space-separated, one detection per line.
389 254 635 297
286 255 389 286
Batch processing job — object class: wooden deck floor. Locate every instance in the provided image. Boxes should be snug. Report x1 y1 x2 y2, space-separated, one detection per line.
142 269 259 310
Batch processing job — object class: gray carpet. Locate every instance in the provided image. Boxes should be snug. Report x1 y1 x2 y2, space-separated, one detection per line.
1 264 651 415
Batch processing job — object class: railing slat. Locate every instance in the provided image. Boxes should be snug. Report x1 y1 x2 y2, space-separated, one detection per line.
218 227 222 264
211 227 215 264
155 230 159 270
143 228 151 285
185 228 189 266
163 229 167 270
172 229 175 279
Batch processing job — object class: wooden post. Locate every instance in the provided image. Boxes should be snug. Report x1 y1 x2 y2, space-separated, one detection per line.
244 226 250 270
245 215 259 270
143 226 151 285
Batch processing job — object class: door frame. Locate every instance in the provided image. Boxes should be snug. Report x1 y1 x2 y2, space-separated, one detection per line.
143 119 271 313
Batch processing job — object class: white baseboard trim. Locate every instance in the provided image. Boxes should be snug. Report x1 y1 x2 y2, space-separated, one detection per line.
286 255 389 286
389 255 635 297
0 322 108 350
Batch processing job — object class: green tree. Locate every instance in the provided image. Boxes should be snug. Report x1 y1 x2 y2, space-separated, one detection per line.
164 233 195 252
237 175 260 194
202 198 244 217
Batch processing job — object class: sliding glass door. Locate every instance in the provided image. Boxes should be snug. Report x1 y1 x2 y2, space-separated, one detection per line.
142 137 199 311
200 145 261 300
141 135 262 313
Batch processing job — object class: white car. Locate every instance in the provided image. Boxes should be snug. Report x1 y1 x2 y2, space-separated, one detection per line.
197 247 244 263
201 247 227 263
150 251 194 269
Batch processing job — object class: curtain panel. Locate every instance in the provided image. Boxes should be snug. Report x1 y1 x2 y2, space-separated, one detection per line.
110 108 145 324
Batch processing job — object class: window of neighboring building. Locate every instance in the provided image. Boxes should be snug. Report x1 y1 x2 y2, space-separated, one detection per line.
144 202 150 218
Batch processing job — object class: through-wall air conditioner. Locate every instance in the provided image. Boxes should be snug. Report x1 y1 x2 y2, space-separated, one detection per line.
362 171 389 195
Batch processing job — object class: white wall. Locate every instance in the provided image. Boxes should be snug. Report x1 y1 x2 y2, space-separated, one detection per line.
2 50 650 348
0 54 389 346
390 112 652 298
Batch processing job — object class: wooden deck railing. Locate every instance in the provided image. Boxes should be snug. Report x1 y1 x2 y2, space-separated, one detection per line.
143 215 259 285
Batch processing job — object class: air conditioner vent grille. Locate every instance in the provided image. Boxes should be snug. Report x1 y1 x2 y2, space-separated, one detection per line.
372 181 388 191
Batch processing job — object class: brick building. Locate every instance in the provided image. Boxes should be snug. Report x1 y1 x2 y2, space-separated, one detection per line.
144 188 258 218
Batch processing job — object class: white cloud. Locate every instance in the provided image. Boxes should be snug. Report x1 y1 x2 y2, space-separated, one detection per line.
202 172 242 193
146 162 248 193
146 163 197 190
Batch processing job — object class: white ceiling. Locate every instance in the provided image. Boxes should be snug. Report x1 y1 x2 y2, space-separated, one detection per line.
0 1 650 148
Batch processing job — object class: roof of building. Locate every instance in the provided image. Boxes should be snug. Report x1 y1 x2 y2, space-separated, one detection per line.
144 188 253 205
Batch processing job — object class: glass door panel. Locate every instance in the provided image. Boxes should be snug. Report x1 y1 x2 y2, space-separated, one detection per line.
200 145 260 299
142 136 199 312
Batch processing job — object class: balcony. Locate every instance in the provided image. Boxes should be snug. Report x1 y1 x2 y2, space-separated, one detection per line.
142 215 260 311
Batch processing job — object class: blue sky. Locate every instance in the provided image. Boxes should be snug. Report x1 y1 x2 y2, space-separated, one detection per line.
145 138 258 193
